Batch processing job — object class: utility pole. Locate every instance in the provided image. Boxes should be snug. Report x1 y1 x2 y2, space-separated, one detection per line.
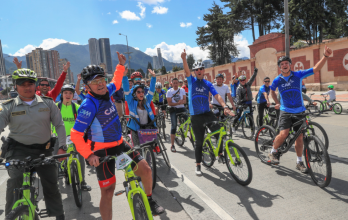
284 0 290 57
119 33 132 76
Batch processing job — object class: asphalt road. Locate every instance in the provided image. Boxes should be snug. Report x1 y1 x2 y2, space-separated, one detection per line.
0 108 348 220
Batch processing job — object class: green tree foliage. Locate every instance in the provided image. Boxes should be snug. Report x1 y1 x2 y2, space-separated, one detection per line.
293 40 307 49
160 66 167 75
196 2 239 66
187 54 195 70
172 65 183 72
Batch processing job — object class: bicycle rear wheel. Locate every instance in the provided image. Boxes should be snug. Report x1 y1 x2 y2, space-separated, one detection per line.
333 103 342 114
224 142 252 186
132 193 150 220
241 114 255 139
304 135 332 188
144 147 156 190
174 127 185 146
5 205 39 220
254 125 276 164
157 134 171 168
71 160 83 207
202 138 215 168
312 100 324 116
307 121 329 150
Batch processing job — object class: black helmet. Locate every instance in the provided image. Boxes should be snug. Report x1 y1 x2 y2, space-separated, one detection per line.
81 65 105 84
277 56 292 66
61 84 75 94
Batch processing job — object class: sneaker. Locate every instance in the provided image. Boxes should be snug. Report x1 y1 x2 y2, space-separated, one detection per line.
195 165 202 176
56 214 65 220
268 152 280 165
296 162 308 173
171 145 176 153
148 197 165 215
81 181 92 191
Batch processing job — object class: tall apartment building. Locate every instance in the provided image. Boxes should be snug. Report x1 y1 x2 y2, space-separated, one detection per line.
88 38 101 65
0 40 6 76
26 48 60 78
157 48 164 68
99 38 113 74
153 56 160 70
59 58 72 84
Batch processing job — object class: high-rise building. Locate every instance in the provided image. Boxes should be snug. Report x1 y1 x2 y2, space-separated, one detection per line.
46 50 60 79
98 38 113 74
153 56 160 70
88 38 101 65
0 40 6 76
157 48 164 68
26 49 60 79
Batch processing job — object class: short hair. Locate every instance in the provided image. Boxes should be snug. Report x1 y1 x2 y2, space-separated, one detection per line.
264 77 270 81
40 78 48 83
172 78 178 82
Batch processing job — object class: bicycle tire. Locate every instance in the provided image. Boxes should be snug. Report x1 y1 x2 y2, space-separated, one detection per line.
201 138 215 168
144 147 156 190
224 142 253 186
314 100 325 112
71 161 83 207
132 193 150 220
309 101 323 117
174 128 185 146
256 115 269 128
304 135 332 188
161 116 166 141
121 117 128 135
156 134 171 168
254 125 277 164
333 103 342 114
307 121 329 150
5 205 39 220
241 114 255 139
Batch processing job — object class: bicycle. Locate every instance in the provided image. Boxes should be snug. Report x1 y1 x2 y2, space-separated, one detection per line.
59 135 84 207
314 94 342 114
211 104 234 140
100 142 157 220
175 112 195 148
232 105 255 139
254 112 332 188
256 105 278 129
201 116 253 186
154 103 167 142
1 153 70 220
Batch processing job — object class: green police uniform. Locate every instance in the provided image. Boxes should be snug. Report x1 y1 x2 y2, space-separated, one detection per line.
0 95 66 217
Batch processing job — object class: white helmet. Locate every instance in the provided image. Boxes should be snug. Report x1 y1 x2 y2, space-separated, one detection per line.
155 82 162 89
192 62 205 70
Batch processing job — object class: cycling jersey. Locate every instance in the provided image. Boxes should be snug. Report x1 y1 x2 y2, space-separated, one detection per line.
187 75 218 115
271 68 314 113
162 87 168 93
153 89 166 103
71 65 124 159
257 85 270 104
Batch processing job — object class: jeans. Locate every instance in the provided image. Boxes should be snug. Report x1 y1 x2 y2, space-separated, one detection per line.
169 107 187 134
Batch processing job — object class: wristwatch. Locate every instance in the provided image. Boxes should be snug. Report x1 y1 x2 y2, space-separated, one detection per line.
224 106 229 109
59 145 67 151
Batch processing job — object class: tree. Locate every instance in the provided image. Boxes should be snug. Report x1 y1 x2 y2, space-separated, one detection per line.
172 65 183 72
160 66 167 75
187 54 195 70
293 40 307 49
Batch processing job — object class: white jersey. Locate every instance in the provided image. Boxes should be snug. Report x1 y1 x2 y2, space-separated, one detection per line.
166 88 186 108
322 90 336 101
211 83 229 105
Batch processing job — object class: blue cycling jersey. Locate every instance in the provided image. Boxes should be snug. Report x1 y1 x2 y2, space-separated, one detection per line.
230 81 239 98
257 85 270 104
187 75 218 115
271 68 314 113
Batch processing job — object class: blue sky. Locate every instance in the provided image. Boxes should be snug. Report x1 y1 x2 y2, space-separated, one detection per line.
0 0 265 63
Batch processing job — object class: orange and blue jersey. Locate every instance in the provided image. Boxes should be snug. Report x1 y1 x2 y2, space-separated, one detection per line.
71 64 125 159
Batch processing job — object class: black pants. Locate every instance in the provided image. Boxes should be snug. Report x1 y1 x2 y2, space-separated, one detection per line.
257 102 268 127
191 111 220 163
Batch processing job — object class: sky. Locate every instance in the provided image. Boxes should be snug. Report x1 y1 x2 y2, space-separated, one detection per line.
0 0 267 63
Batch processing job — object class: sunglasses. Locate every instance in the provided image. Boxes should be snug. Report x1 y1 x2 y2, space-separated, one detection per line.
194 68 204 71
136 90 145 94
134 78 141 81
240 79 246 82
88 77 106 85
40 84 49 87
264 81 270 83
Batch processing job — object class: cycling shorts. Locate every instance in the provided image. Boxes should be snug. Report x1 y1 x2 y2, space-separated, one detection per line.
278 111 305 132
94 141 143 188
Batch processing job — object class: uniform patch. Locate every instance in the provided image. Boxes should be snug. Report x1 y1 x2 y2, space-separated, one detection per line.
11 111 26 116
39 108 50 112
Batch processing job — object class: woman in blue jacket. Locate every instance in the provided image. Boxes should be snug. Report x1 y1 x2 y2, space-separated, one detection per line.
122 69 157 146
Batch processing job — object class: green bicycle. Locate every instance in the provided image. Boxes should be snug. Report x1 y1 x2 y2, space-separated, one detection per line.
59 135 84 207
1 153 70 220
314 94 342 114
100 141 158 220
201 116 253 186
175 112 196 148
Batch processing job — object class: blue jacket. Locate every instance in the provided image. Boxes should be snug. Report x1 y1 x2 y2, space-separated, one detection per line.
123 76 157 131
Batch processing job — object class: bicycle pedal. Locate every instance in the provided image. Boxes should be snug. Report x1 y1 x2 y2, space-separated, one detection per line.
38 209 49 218
115 190 125 196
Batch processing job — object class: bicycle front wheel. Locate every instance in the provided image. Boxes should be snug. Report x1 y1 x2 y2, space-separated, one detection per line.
241 114 255 139
304 135 332 188
174 128 185 146
333 103 342 114
202 139 215 168
5 205 39 220
144 147 157 190
307 121 329 150
254 125 276 164
132 193 150 220
71 161 83 207
224 142 252 186
157 134 171 168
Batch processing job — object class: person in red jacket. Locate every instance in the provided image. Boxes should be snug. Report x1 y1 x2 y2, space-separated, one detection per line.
13 57 69 100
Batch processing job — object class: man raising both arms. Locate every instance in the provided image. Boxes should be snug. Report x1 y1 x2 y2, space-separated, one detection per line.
269 45 332 173
181 49 234 176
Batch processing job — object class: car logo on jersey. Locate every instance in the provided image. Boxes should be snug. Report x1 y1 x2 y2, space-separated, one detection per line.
196 87 206 92
80 110 91 117
281 79 295 87
105 106 116 115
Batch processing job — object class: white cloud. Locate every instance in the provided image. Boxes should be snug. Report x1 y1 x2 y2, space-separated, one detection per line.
107 12 111 15
198 16 201 19
113 20 118 24
152 6 168 14
138 2 146 19
137 0 165 4
119 10 141 20
134 47 140 50
3 44 8 48
145 42 210 63
180 22 192 28
204 24 208 28
146 23 152 28
234 34 250 58
12 38 79 57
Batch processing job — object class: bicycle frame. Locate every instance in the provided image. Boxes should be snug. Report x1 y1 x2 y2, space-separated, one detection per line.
235 109 251 128
177 115 195 140
60 144 83 184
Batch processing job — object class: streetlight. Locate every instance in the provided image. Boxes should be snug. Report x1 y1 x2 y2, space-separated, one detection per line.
284 0 290 57
119 33 132 75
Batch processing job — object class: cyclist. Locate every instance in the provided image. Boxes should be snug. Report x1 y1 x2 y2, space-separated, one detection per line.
1 69 67 219
233 68 258 131
181 49 234 176
256 77 271 127
71 52 163 219
128 78 134 88
269 45 332 172
146 79 151 87
166 78 187 152
321 85 336 109
75 73 88 101
182 79 189 93
163 81 170 92
209 73 236 115
153 82 167 117
52 84 91 191
179 79 183 87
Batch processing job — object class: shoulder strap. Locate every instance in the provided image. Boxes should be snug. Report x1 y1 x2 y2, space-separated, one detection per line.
58 101 62 110
171 89 180 99
71 102 77 120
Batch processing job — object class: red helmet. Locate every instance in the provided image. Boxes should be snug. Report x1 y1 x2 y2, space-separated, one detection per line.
131 72 143 79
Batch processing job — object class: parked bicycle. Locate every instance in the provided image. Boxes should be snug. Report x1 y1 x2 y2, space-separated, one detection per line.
175 112 195 148
154 103 167 142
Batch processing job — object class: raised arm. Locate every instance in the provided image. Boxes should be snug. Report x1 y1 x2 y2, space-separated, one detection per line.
313 45 332 73
247 67 258 86
145 69 157 104
13 57 22 69
75 74 82 95
181 49 191 77
111 52 127 92
50 62 69 99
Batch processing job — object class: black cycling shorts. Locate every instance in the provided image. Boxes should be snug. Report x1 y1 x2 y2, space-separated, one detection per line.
93 141 143 188
157 102 167 111
278 111 305 132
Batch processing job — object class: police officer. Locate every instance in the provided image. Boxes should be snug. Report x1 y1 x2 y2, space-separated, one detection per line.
0 69 67 220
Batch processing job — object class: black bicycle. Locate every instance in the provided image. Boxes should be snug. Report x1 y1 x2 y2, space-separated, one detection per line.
154 103 167 142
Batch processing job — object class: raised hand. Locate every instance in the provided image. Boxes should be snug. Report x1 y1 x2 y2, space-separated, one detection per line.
181 49 187 60
77 73 82 81
117 52 126 65
13 57 22 69
148 69 156 77
124 68 128 76
63 61 71 72
324 45 332 57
